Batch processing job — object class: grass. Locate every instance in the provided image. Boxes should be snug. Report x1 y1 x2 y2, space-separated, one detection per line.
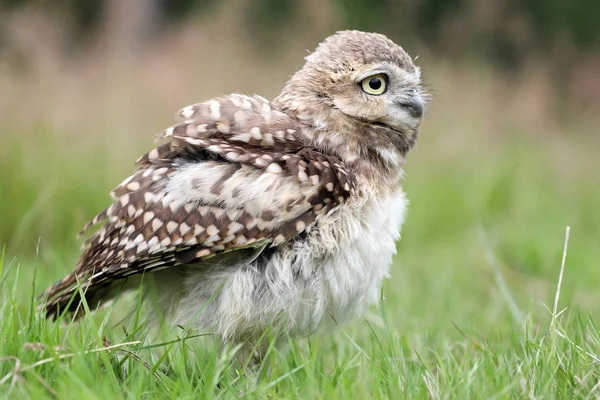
2 6 599 396
2 115 600 398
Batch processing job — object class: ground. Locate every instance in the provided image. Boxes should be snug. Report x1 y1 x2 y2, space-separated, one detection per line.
1 88 600 398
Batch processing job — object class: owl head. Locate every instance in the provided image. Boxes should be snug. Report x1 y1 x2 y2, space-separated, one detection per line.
275 30 425 162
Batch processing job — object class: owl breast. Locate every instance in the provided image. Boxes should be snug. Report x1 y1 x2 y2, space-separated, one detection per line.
167 185 408 343
296 186 408 332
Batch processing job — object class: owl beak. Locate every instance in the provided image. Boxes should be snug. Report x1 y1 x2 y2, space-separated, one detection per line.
397 98 424 119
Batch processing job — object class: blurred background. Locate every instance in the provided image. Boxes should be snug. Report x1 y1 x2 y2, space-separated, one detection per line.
1 0 599 336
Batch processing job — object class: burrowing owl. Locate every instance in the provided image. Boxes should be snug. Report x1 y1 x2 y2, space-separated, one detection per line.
42 30 425 361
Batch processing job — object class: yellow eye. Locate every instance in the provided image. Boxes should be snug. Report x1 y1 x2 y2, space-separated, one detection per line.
360 74 388 95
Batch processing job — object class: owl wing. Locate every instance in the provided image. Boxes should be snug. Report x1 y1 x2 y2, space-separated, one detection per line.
41 94 356 318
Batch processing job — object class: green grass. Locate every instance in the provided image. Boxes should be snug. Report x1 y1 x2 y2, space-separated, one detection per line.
2 126 600 398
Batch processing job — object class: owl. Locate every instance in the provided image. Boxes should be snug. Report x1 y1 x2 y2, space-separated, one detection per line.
41 30 426 363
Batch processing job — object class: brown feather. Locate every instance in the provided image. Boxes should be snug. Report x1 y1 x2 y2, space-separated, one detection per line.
41 94 356 318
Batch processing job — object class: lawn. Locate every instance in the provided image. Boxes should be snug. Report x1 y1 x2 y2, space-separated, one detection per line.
1 95 599 398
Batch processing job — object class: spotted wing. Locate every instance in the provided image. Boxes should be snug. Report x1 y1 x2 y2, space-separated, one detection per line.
42 94 356 317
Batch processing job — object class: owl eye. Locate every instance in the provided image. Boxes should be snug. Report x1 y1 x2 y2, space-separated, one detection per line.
360 74 388 95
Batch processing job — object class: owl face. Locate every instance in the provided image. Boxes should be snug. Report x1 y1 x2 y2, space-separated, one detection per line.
274 30 425 158
329 61 424 132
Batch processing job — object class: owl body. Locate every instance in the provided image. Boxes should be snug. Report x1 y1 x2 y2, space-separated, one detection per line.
41 31 426 361
157 177 408 345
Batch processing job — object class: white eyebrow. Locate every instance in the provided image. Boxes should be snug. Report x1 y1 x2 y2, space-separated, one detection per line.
357 69 389 82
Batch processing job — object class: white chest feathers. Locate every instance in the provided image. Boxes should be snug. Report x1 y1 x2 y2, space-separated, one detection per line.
168 187 408 343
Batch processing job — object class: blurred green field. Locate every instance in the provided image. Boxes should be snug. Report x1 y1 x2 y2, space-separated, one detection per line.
2 99 600 397
1 4 599 394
